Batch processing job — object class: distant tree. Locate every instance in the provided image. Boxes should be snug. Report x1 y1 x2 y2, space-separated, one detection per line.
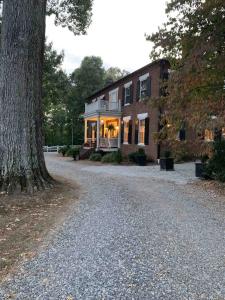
43 43 71 146
104 67 129 85
147 0 225 139
0 0 93 193
67 56 105 144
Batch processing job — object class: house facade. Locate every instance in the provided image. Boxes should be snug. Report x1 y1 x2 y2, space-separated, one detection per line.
83 59 170 161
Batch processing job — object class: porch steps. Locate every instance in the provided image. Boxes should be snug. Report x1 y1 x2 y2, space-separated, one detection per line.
79 147 94 160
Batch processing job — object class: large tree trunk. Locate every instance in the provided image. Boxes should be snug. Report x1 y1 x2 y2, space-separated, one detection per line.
0 0 53 193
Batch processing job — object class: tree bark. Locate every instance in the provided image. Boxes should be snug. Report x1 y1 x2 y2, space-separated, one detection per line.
0 0 53 193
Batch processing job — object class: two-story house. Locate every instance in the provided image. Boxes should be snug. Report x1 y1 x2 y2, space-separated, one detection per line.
83 59 170 161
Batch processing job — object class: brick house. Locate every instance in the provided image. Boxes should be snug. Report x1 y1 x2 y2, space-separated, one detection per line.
83 59 170 161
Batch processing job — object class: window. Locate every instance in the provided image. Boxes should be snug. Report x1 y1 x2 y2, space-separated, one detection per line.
140 79 148 99
222 128 225 140
124 121 129 144
125 86 131 105
138 119 145 145
109 88 118 103
204 129 214 142
137 73 151 100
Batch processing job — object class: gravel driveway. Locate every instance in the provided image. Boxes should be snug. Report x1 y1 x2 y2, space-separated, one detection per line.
1 153 225 299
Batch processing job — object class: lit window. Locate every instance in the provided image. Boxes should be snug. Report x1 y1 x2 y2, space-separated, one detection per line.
222 128 225 140
204 129 214 142
138 120 145 144
124 121 129 144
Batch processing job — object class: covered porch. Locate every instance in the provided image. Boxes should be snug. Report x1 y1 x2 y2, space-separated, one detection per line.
84 115 121 151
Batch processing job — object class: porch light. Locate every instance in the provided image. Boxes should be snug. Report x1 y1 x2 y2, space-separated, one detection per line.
116 126 119 130
101 119 104 124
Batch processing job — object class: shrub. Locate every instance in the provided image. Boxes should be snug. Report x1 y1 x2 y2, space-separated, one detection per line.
205 140 225 182
128 149 147 164
174 148 192 163
58 145 70 157
101 150 122 164
66 147 80 160
163 150 172 158
128 152 137 163
89 153 102 161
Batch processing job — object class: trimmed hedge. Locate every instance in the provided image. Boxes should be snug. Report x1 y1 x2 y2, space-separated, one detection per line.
58 146 70 157
101 150 122 164
66 147 80 160
89 153 102 161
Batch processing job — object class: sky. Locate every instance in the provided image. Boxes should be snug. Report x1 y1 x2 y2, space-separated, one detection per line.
46 0 167 74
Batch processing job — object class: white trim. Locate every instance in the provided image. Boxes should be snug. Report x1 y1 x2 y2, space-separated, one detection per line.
97 94 105 100
123 116 131 122
123 142 129 145
139 73 149 81
124 103 130 106
138 143 145 146
109 88 119 95
124 81 132 88
137 113 148 120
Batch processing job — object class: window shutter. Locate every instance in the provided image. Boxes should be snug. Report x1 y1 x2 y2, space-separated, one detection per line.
136 80 140 101
144 117 150 145
121 122 124 144
135 119 139 144
128 120 132 144
122 87 125 106
179 129 186 141
146 77 151 97
130 85 133 104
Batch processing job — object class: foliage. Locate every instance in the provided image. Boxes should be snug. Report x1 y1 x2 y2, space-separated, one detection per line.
101 150 123 164
43 43 72 146
205 140 225 182
58 146 70 156
162 150 172 159
128 149 147 164
47 0 93 35
104 67 129 86
66 146 80 160
107 124 115 132
89 153 102 161
147 0 225 137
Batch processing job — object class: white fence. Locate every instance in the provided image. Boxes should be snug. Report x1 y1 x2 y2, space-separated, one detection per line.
43 145 81 153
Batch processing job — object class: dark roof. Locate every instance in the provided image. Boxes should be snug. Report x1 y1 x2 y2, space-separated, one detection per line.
87 59 170 101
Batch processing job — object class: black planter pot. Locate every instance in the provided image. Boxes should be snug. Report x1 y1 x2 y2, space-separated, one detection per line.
195 162 205 178
160 158 174 171
136 155 146 166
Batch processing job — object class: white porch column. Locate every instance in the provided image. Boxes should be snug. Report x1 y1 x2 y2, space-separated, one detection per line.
118 118 121 148
97 115 100 149
84 119 88 143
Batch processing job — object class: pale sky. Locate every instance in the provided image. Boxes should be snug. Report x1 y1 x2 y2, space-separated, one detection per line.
46 0 167 74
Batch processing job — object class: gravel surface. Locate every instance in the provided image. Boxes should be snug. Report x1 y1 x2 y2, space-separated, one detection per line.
1 153 225 299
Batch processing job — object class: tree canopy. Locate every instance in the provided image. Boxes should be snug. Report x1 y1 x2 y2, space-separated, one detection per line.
147 0 225 135
47 0 93 35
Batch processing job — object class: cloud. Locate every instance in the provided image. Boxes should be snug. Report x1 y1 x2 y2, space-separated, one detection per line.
46 0 167 74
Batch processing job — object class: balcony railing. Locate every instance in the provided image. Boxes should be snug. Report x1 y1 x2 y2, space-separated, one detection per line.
85 99 121 115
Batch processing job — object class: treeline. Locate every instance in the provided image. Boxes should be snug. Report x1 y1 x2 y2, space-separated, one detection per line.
43 44 128 146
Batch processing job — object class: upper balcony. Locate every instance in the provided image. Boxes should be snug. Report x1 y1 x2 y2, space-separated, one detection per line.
84 99 121 118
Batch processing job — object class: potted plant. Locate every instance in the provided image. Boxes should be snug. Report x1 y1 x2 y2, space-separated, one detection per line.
135 149 147 166
160 150 174 171
67 147 80 161
195 154 209 178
